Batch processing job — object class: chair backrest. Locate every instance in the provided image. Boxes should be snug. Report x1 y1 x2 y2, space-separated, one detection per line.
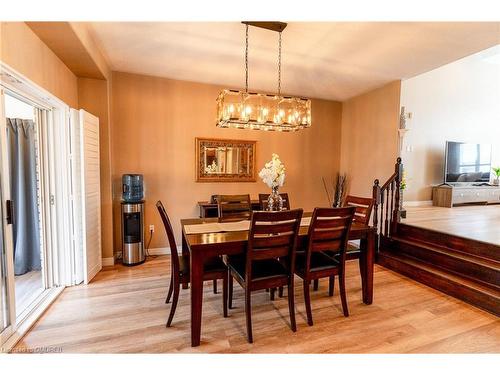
217 194 252 221
156 201 180 275
246 209 303 282
304 207 356 273
258 193 291 211
343 195 374 225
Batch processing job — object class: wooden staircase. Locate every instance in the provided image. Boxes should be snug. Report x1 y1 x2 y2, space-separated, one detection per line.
378 224 500 316
371 159 500 316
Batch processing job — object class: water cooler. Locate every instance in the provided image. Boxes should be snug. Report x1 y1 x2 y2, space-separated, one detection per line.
121 174 146 266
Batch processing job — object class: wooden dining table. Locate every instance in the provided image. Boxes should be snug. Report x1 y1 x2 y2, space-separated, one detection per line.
180 212 376 347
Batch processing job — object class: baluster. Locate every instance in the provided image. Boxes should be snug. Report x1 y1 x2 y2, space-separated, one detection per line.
372 179 380 232
379 187 385 237
389 181 396 236
384 188 390 236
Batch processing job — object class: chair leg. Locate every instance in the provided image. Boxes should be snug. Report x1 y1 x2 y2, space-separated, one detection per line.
328 276 335 297
278 286 284 298
313 279 319 291
303 280 313 326
222 275 228 318
213 279 218 294
166 280 180 327
359 255 366 285
165 275 173 304
228 271 234 309
270 288 275 301
287 282 297 332
339 271 349 317
245 289 253 343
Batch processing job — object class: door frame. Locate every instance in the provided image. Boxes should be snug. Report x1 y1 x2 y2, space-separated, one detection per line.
0 86 15 344
0 62 75 350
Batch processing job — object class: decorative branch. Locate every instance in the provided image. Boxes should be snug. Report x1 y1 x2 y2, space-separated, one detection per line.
322 176 332 207
333 173 347 207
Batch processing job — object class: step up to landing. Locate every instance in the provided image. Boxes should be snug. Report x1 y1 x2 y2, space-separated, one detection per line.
389 236 500 290
378 249 500 316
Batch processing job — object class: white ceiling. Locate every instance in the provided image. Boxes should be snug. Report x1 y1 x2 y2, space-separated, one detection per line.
89 22 500 101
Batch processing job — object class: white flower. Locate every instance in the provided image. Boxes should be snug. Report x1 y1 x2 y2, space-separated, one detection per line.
259 154 286 188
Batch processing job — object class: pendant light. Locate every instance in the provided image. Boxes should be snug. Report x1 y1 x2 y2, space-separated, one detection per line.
216 22 312 132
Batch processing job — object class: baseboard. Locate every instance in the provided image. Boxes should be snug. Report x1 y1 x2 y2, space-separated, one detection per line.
148 246 182 255
102 257 115 266
113 246 181 259
403 200 433 207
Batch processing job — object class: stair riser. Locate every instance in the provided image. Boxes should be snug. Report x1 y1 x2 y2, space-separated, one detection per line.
378 252 500 316
397 223 500 262
392 241 500 288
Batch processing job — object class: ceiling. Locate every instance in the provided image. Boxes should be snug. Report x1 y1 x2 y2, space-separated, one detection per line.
27 22 105 79
89 22 500 101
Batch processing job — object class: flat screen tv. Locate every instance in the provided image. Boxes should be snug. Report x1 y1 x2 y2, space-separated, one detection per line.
445 141 491 184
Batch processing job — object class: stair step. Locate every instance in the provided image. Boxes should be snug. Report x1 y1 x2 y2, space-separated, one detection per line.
378 250 500 316
397 223 500 262
391 236 500 289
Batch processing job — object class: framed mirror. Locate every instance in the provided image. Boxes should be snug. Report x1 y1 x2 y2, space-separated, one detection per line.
196 138 256 182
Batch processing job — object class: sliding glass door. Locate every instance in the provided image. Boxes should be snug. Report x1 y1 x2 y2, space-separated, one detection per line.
0 87 49 347
4 94 46 319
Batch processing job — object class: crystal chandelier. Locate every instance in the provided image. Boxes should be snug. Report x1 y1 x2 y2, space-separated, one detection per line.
216 22 312 132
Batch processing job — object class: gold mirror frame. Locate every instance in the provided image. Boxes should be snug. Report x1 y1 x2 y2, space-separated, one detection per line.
196 137 256 182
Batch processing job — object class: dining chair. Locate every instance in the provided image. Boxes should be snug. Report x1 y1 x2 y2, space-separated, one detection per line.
156 200 229 327
295 206 356 325
227 209 303 343
258 192 291 211
258 192 291 299
314 195 374 291
217 194 252 221
214 194 253 294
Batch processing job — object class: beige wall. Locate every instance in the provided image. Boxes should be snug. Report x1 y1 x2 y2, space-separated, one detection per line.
400 45 500 201
78 78 114 259
340 81 401 198
0 22 78 108
1 22 115 260
111 71 343 250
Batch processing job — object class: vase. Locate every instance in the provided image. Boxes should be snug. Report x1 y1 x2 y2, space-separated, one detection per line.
494 178 499 186
267 186 284 211
399 188 407 219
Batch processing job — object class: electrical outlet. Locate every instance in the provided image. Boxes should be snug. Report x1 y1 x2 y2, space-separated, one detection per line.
149 224 155 232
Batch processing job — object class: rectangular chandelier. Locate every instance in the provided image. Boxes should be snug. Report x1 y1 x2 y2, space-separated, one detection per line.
216 89 312 132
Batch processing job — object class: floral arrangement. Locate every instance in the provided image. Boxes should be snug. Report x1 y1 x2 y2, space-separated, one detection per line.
258 153 286 188
400 170 407 190
204 160 218 174
492 167 500 178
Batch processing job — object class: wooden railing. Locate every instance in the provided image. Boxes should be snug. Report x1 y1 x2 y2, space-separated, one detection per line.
372 157 403 250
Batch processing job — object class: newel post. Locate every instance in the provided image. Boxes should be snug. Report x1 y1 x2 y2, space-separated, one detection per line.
372 179 381 251
392 157 403 233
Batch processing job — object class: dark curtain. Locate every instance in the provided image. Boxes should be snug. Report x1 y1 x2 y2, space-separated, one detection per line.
6 118 41 276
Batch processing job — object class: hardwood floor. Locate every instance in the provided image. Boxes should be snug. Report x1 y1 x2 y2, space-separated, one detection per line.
14 256 500 353
402 205 500 245
15 270 44 316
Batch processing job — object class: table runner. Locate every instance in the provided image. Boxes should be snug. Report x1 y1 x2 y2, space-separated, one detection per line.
184 216 312 235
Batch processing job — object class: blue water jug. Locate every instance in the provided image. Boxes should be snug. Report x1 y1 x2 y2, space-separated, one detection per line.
122 174 144 202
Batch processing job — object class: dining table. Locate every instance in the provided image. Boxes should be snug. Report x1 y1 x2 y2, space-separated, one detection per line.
180 212 376 347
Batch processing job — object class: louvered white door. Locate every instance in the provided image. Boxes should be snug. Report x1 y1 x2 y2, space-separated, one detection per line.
79 110 102 284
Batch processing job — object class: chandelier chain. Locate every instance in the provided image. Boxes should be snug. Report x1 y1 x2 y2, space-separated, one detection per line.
245 24 249 93
278 31 282 95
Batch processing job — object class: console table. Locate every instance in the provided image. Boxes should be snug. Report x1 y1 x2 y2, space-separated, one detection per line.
197 200 260 218
432 185 500 207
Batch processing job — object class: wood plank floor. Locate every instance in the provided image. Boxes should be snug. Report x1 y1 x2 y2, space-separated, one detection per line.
402 205 500 246
15 270 44 316
14 256 500 353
